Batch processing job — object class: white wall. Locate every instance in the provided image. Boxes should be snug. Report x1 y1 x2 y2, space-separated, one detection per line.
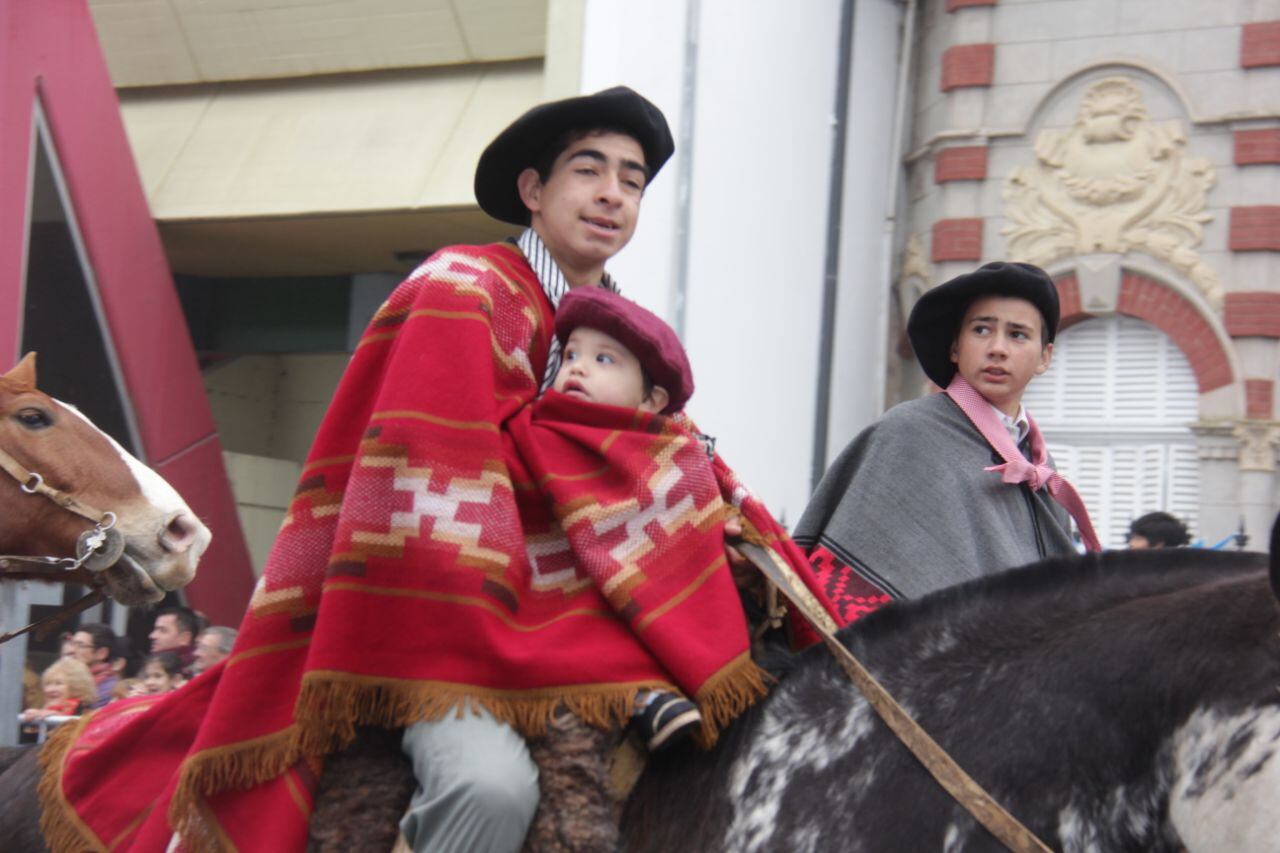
827 0 908 466
578 0 687 325
580 0 904 523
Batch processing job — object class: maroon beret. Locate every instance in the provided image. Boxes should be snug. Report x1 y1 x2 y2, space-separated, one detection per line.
555 288 693 414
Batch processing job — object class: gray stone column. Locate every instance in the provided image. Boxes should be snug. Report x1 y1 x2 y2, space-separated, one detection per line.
1192 422 1243 545
1233 422 1280 552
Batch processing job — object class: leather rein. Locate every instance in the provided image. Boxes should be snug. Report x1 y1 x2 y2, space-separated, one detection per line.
0 445 124 644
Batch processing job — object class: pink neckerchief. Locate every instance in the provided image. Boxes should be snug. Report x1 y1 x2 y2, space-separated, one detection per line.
945 374 1102 552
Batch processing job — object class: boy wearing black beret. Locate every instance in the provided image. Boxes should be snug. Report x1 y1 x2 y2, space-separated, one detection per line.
795 262 1100 621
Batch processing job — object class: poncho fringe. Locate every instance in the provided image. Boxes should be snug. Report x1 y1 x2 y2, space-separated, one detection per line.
37 714 102 853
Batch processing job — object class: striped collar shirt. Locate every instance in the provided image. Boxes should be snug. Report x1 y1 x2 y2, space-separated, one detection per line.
516 228 620 389
990 402 1030 446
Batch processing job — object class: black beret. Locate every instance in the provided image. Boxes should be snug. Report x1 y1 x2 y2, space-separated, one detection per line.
474 86 675 226
907 261 1060 388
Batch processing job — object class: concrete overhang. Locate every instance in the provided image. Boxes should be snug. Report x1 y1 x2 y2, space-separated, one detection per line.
89 0 548 87
119 60 542 276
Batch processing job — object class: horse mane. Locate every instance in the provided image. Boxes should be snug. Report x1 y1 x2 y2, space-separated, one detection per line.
845 547 1269 651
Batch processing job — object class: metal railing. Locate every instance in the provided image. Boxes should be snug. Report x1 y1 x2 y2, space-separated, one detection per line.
16 713 77 743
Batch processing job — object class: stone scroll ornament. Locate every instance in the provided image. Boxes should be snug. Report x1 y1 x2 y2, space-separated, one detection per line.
1003 77 1222 310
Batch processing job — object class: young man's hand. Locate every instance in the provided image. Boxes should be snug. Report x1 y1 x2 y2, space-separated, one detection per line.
724 513 760 589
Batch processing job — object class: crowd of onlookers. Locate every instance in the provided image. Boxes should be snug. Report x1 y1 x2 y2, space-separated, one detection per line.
20 606 237 727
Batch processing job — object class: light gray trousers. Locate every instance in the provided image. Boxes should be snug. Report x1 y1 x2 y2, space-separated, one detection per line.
399 707 540 853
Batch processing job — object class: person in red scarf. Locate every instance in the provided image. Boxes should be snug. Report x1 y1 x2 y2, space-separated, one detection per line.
40 87 839 853
796 262 1099 623
21 659 96 722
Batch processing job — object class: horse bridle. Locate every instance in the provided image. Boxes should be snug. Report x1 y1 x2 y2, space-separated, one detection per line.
0 445 126 644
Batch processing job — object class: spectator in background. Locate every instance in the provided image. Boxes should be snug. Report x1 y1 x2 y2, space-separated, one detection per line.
71 623 118 709
59 631 78 660
1126 512 1190 549
110 636 143 701
149 605 199 674
129 651 187 696
192 626 237 675
21 658 96 721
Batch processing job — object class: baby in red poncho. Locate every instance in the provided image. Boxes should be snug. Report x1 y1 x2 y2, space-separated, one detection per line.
544 285 713 751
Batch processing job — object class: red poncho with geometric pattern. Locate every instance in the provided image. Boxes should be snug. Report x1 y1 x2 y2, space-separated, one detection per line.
37 243 840 852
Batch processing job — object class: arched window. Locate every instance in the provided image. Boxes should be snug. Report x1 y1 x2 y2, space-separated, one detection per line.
1022 315 1199 548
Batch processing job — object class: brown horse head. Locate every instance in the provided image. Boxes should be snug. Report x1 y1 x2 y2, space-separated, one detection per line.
0 353 210 604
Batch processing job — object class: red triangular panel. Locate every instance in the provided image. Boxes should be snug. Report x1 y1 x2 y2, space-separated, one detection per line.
0 0 255 623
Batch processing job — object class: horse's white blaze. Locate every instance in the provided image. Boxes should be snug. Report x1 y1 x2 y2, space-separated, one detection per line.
57 402 209 598
1169 705 1280 852
61 404 191 518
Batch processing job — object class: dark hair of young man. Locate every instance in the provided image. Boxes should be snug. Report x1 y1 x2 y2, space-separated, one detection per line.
77 622 117 652
952 296 1053 347
531 125 652 185
156 606 200 639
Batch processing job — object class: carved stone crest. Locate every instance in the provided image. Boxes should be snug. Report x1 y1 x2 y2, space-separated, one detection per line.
1003 77 1222 309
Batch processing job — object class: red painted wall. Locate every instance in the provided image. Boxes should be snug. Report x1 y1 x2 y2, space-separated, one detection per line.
0 0 255 623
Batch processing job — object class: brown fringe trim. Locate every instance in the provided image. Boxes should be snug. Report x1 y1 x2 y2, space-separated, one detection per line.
168 674 679 850
291 674 661 743
169 724 304 852
692 653 772 748
37 714 106 853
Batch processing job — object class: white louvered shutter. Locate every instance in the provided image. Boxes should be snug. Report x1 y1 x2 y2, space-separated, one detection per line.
1023 316 1199 548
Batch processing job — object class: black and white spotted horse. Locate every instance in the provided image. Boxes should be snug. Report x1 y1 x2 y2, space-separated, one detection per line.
623 519 1280 852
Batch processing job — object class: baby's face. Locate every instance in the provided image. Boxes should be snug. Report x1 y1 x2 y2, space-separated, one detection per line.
553 327 656 411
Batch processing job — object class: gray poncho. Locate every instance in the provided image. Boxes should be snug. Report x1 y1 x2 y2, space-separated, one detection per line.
794 392 1076 600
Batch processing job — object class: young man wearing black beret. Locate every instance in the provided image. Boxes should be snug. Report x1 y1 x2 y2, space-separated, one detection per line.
35 85 839 848
795 262 1101 622
391 88 676 853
